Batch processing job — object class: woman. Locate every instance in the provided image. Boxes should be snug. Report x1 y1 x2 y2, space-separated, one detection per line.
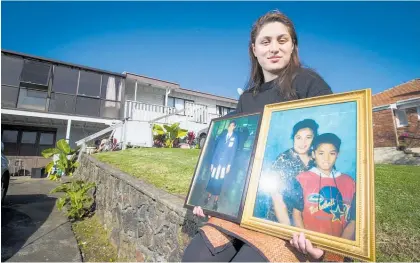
255 119 319 224
182 10 342 262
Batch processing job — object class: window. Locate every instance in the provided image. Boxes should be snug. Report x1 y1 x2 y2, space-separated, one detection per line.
217 105 235 116
417 107 420 120
1 127 56 156
124 78 136 101
17 88 48 111
20 131 38 156
1 85 19 108
101 100 121 119
20 60 51 87
39 132 56 154
101 75 122 101
77 70 101 97
49 93 76 114
2 130 19 143
1 54 24 86
1 130 19 156
52 65 79 94
167 97 175 108
395 109 408 127
75 96 100 117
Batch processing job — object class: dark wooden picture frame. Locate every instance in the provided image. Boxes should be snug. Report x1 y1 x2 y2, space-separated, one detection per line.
184 111 262 223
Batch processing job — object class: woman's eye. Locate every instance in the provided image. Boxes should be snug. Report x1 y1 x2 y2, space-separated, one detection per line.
279 38 288 44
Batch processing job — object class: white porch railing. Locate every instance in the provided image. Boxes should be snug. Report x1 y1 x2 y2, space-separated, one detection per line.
125 100 220 125
125 101 177 123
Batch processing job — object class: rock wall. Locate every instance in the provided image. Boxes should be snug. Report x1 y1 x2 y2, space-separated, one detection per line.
74 154 203 262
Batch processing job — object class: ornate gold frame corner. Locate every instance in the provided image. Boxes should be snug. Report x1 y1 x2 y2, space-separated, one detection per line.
240 89 376 262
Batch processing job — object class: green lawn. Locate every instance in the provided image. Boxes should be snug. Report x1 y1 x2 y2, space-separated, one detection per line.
95 148 420 261
95 148 200 196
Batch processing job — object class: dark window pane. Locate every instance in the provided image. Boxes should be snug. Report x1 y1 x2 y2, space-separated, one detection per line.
39 133 54 145
101 75 122 101
125 78 135 101
78 70 101 97
75 96 100 117
20 131 38 156
49 93 76 114
167 97 175 108
101 100 121 119
17 88 48 111
21 131 37 143
20 60 51 86
52 66 79 94
2 130 18 143
2 129 19 156
1 85 19 108
1 54 24 86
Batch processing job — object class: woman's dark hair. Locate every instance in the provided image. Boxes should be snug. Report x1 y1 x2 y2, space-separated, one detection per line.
291 119 319 139
245 10 301 99
312 133 342 152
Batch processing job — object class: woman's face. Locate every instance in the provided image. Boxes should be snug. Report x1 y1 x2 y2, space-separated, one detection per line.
252 22 294 78
293 128 314 155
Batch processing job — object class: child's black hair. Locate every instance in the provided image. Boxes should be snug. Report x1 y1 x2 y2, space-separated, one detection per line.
291 119 319 139
312 133 341 152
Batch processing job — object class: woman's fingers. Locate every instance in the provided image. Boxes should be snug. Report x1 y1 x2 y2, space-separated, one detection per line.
298 232 307 254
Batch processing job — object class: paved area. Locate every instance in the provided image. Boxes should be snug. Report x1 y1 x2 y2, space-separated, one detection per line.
1 177 82 262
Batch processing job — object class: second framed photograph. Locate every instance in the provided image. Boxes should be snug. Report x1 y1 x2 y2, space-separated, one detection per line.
184 112 261 223
240 89 375 262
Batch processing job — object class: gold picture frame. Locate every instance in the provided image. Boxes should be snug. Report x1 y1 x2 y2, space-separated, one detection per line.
240 89 375 262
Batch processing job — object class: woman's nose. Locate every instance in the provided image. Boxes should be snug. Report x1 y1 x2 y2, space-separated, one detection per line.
269 41 280 53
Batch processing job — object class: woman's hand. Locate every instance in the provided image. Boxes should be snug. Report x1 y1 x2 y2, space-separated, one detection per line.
290 232 324 260
193 206 211 218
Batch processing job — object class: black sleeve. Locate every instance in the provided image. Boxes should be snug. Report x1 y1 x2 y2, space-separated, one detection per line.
294 68 333 99
283 177 304 212
235 94 244 113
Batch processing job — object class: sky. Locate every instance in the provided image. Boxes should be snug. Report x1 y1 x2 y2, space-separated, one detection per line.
2 1 419 100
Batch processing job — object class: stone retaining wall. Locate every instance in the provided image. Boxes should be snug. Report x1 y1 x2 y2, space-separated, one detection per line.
74 154 204 262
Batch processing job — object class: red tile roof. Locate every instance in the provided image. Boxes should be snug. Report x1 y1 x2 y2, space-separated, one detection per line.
372 79 420 107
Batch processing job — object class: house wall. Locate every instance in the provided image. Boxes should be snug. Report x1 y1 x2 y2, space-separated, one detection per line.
136 84 166 106
396 107 420 148
373 107 420 148
373 109 397 147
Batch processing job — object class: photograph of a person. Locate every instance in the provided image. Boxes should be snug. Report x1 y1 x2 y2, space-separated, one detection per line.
185 112 260 221
251 101 358 240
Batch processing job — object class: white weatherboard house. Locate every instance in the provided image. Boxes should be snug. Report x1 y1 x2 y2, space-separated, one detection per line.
1 49 238 174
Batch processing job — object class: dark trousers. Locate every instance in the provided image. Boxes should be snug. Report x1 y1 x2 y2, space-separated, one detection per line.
182 233 267 262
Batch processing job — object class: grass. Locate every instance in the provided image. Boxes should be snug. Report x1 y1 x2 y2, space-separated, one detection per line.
95 148 420 261
72 215 121 262
375 164 420 262
95 148 200 196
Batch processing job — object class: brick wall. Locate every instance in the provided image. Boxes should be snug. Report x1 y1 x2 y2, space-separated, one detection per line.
373 107 420 148
396 107 420 148
373 109 396 147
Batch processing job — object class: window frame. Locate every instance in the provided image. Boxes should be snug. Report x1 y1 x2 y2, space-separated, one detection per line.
395 108 409 127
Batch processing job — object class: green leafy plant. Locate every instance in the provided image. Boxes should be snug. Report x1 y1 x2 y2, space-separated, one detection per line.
42 139 80 181
50 180 96 220
152 123 188 148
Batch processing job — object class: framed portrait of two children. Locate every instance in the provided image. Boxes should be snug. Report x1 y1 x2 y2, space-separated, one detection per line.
185 89 375 262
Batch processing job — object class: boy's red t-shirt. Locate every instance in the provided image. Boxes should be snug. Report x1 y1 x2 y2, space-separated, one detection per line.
295 169 356 237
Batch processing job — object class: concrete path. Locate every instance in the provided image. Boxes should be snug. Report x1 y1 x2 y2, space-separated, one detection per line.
1 177 82 262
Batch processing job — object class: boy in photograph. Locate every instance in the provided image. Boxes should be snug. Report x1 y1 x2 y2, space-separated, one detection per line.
290 133 356 240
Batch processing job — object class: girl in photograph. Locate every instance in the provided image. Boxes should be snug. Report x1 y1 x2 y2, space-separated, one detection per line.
268 119 319 224
291 133 356 240
183 10 347 262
